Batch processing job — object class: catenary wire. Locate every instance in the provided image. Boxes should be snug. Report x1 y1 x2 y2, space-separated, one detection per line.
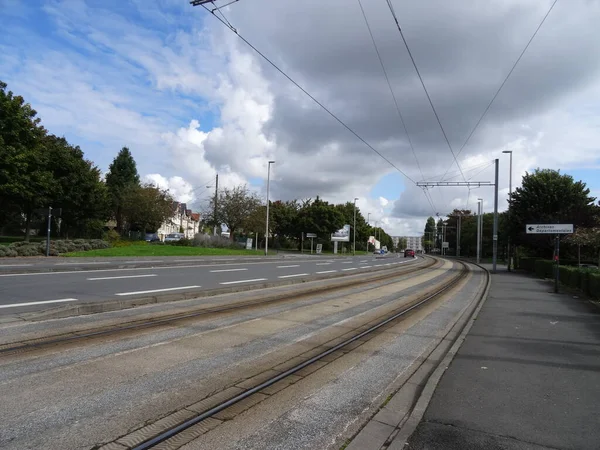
199 3 417 185
440 0 559 181
384 0 465 182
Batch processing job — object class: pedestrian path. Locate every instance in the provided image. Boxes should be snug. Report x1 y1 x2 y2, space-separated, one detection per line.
348 266 600 450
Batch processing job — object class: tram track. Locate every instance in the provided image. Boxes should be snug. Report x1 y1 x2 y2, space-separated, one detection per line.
96 259 475 450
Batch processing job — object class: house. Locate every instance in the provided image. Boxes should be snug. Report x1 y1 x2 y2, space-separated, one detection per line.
157 202 201 241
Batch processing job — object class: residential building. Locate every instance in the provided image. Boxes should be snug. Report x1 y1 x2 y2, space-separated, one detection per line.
157 202 201 240
392 236 423 252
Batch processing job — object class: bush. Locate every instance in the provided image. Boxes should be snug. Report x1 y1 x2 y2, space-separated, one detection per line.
517 257 539 272
0 246 18 257
193 234 241 249
104 229 121 244
534 259 554 279
170 238 193 247
0 239 111 257
588 272 600 300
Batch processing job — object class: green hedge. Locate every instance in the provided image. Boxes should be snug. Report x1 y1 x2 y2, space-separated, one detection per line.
534 259 554 279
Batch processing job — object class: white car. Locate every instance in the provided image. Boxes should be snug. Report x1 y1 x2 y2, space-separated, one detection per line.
164 233 185 242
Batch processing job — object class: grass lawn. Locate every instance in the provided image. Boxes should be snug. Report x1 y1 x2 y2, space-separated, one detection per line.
64 245 270 257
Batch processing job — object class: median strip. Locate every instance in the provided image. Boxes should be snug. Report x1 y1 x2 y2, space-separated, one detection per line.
278 273 309 279
0 298 78 309
220 278 268 285
87 274 157 281
115 286 201 296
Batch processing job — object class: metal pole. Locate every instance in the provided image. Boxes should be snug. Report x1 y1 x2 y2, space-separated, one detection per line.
457 215 461 257
492 158 499 273
508 151 513 270
213 174 218 236
256 232 258 251
265 161 275 256
311 237 314 254
476 201 481 264
554 235 560 293
46 206 52 257
353 198 358 256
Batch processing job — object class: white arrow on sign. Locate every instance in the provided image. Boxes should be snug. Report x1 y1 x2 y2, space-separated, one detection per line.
526 224 573 234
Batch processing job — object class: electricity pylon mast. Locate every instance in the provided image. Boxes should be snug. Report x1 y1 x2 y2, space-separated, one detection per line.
417 159 500 273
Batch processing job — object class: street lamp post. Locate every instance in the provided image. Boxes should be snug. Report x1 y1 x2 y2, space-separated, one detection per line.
367 213 371 253
502 150 513 271
477 198 483 264
265 161 275 256
353 198 358 256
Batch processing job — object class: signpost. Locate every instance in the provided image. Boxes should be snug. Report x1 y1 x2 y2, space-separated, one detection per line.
526 224 574 293
526 224 574 234
316 244 322 254
246 238 253 250
306 233 317 254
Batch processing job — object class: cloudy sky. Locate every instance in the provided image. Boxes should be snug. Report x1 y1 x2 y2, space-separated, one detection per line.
1 0 599 236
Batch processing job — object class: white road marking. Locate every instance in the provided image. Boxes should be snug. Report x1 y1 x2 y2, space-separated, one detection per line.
342 268 357 271
341 261 353 264
0 298 78 309
173 259 208 262
360 260 368 263
277 265 300 268
0 264 33 267
374 264 383 267
115 286 200 296
316 263 331 266
361 265 372 268
88 274 157 281
124 260 164 263
220 278 267 285
55 262 110 266
316 270 337 274
210 268 248 273
278 273 309 279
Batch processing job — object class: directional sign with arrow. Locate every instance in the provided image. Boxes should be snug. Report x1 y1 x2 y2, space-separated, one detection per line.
526 224 573 234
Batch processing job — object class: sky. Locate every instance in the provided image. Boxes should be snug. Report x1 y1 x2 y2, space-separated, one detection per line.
1 0 599 236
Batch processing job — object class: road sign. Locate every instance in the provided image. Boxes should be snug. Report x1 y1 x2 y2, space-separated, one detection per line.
526 224 573 234
442 242 449 249
306 233 317 238
316 244 322 254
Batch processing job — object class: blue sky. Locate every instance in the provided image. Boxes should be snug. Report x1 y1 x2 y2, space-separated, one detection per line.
1 0 599 236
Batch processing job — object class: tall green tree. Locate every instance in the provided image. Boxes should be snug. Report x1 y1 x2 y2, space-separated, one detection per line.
105 147 140 232
0 80 54 240
297 197 345 237
423 216 436 252
122 183 174 234
508 169 597 257
211 185 262 239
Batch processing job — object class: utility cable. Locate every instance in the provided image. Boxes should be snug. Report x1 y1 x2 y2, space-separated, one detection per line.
357 0 425 182
440 0 559 180
384 0 465 181
199 3 417 185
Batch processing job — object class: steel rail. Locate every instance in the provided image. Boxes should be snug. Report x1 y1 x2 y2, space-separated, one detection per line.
131 259 468 450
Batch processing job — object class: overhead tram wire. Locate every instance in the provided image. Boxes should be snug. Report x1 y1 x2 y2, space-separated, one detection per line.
198 3 417 186
356 0 425 182
384 0 466 183
440 0 559 181
356 0 437 218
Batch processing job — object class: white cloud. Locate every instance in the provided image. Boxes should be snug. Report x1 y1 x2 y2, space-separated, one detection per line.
143 174 196 204
379 197 389 207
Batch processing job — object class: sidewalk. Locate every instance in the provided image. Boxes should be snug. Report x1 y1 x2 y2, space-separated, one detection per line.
403 268 600 449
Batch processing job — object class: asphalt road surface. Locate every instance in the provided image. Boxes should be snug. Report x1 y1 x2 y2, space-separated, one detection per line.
0 254 417 314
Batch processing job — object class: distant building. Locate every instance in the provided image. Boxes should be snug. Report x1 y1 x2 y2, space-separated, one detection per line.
157 202 201 240
392 236 423 252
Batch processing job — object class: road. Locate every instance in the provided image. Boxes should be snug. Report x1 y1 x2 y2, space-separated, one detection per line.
0 254 416 314
0 259 487 450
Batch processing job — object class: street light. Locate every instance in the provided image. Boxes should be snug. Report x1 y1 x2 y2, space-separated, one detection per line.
353 198 358 256
265 161 275 256
477 198 483 264
502 150 513 271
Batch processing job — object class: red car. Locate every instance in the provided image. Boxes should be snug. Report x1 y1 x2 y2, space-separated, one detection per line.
404 249 415 257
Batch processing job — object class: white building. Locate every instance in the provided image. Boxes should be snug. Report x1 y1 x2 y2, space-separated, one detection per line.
393 236 423 252
157 202 200 240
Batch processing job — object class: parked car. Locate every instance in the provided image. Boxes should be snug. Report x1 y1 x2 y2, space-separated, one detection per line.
144 233 160 242
164 233 185 242
404 249 415 257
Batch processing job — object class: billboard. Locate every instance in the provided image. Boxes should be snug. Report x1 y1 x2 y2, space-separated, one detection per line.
331 224 351 242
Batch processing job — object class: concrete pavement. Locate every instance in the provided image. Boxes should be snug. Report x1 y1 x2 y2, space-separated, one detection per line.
348 266 600 450
0 254 415 315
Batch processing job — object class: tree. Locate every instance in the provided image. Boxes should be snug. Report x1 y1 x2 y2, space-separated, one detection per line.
0 80 54 240
105 147 140 232
423 216 436 252
122 184 174 234
508 169 597 258
397 237 407 251
211 185 262 239
297 197 345 237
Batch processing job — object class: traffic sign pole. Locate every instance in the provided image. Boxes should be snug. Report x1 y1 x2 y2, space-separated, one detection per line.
554 235 560 293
